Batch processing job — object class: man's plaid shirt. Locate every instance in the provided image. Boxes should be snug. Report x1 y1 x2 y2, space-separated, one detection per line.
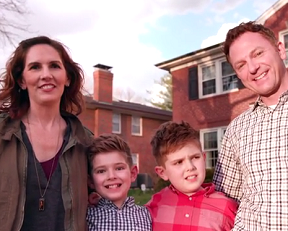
213 93 288 230
86 196 152 231
145 183 237 231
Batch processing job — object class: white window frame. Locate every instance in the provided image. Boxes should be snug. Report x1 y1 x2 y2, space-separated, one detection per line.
112 113 121 134
131 116 142 136
132 153 139 170
199 59 239 98
200 127 226 169
279 29 288 67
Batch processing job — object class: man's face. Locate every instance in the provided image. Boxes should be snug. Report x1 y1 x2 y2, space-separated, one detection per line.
229 32 287 105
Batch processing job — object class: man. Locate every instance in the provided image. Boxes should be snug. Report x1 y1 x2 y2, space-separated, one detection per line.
213 21 288 231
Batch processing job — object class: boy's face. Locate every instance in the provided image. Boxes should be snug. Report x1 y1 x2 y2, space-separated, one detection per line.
89 151 138 208
155 142 206 196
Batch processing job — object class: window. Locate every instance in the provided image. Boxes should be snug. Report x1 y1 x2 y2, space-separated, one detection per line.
280 30 288 67
221 61 238 91
112 113 121 134
202 64 216 95
131 116 142 136
199 60 240 98
132 153 139 169
200 127 226 168
284 33 288 66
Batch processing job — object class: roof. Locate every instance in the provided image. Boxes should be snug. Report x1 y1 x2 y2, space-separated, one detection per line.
256 0 288 24
84 96 172 121
155 43 223 71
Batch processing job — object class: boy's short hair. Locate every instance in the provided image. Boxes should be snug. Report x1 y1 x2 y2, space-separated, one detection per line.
87 134 133 174
223 21 277 63
150 121 201 165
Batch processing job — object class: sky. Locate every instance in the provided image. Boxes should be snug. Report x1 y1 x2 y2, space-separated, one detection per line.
0 0 278 103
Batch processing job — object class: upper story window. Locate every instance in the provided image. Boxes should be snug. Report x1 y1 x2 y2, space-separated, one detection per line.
200 127 226 168
131 116 142 136
189 59 243 100
200 60 239 97
112 113 121 134
202 64 216 95
221 61 238 91
280 30 288 67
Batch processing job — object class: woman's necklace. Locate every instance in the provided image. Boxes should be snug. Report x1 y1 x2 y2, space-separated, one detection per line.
26 116 61 211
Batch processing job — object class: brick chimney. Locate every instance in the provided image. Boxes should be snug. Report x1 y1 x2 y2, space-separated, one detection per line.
93 64 113 103
92 64 113 136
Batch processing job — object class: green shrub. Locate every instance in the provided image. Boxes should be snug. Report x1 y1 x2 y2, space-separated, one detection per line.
204 168 215 183
128 189 154 205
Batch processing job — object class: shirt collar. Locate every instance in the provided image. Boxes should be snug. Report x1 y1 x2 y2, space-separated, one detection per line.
169 182 215 198
98 196 135 209
252 89 288 111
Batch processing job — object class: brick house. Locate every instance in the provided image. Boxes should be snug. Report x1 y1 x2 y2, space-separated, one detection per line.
78 64 172 185
155 0 288 169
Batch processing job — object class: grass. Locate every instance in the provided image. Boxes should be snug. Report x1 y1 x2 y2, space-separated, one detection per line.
128 169 215 206
128 189 154 205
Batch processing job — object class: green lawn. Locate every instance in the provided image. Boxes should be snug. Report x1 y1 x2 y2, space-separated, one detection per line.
128 189 154 205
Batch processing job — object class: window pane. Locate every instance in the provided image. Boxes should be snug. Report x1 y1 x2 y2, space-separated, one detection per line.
284 34 288 48
221 61 234 76
202 65 215 80
132 154 138 166
132 124 140 134
202 79 216 95
112 113 120 133
206 150 218 168
222 74 238 91
204 131 217 149
132 116 141 134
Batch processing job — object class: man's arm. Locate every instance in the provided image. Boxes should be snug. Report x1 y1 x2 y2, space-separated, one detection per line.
213 129 243 202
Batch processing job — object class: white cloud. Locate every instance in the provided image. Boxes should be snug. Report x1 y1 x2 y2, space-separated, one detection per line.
200 18 250 48
210 0 247 14
0 0 215 101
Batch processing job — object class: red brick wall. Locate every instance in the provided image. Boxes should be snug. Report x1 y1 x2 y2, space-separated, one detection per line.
172 66 257 130
116 114 166 184
78 108 95 133
94 109 113 137
264 3 288 40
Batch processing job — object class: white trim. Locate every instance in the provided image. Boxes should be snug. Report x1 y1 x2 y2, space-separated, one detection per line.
256 0 288 25
198 58 239 99
279 29 288 67
200 127 227 169
112 113 121 134
132 153 139 170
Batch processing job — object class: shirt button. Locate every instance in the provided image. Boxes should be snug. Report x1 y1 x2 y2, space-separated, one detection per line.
189 197 192 200
185 214 190 218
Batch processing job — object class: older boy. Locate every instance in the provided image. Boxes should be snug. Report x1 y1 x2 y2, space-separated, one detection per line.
86 134 152 231
146 121 238 231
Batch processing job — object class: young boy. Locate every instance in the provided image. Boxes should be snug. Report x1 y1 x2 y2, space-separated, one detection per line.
86 134 152 231
146 121 238 231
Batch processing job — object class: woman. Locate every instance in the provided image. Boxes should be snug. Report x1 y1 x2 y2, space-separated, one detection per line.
0 36 93 231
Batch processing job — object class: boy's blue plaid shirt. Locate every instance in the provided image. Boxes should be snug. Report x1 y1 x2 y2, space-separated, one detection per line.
87 196 152 231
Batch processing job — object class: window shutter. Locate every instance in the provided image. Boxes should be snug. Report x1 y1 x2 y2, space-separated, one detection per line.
237 78 245 89
188 66 199 100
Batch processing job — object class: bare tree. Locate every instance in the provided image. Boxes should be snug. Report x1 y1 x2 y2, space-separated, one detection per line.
0 0 28 46
113 87 145 104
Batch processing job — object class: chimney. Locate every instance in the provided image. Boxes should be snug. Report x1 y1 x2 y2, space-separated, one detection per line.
93 64 113 103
